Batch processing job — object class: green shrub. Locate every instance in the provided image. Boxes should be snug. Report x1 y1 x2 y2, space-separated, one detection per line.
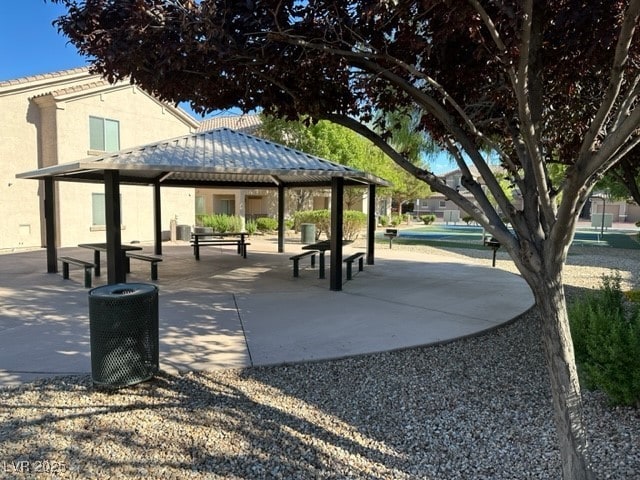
378 215 389 227
255 217 278 232
245 220 258 235
625 290 640 303
389 214 404 227
343 211 367 241
195 214 207 227
568 274 640 406
293 210 330 239
292 209 366 240
201 214 242 233
420 214 436 225
462 215 474 225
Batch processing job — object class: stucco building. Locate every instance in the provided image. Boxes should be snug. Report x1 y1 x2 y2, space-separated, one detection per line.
2 69 387 253
414 166 517 223
415 166 640 225
1 68 198 252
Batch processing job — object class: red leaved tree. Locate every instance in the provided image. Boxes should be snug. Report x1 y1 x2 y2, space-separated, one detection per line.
52 1 640 478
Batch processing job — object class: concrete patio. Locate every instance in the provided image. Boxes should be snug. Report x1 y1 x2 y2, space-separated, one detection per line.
0 237 534 387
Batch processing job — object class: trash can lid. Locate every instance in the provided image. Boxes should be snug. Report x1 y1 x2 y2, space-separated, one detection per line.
89 283 158 297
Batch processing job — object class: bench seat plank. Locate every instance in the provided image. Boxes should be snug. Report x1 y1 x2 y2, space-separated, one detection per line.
344 252 365 280
59 256 94 288
126 252 163 280
289 250 317 277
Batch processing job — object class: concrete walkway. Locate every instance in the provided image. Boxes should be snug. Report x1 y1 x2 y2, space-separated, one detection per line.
0 237 534 387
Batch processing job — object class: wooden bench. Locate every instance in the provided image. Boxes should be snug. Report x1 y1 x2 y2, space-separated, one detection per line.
126 252 163 280
59 256 95 288
289 250 317 277
344 252 365 280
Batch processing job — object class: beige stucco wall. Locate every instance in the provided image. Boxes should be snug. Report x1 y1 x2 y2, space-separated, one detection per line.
194 188 277 231
625 203 640 224
0 76 51 251
1 70 197 251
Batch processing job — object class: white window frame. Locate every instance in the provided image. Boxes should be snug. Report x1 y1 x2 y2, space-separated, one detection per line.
89 116 120 152
91 193 124 230
219 199 235 215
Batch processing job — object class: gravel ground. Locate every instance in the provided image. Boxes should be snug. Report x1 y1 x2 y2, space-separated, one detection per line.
1 243 639 479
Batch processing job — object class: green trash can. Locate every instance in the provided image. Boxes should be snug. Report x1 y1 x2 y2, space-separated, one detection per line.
177 224 191 241
88 283 159 387
301 223 316 244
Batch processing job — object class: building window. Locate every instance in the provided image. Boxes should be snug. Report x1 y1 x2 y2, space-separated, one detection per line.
89 116 120 152
219 199 235 215
92 193 122 226
195 196 206 216
439 200 447 208
246 196 265 216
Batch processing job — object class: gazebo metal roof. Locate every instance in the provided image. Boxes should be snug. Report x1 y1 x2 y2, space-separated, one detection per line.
17 128 389 188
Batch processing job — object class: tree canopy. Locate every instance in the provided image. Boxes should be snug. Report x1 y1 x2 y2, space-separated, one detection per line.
52 1 640 478
257 113 432 210
597 147 640 203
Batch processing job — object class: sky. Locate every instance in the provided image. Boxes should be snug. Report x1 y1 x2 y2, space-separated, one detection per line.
0 1 234 120
0 2 82 82
1 1 457 174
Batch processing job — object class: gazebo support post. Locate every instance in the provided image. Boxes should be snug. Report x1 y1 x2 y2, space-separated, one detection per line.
330 177 344 291
153 180 162 255
44 177 57 273
277 184 285 253
105 170 124 284
367 184 376 265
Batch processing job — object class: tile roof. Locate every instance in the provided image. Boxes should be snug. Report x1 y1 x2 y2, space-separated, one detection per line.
198 114 262 134
0 67 89 88
6 68 199 128
48 79 112 97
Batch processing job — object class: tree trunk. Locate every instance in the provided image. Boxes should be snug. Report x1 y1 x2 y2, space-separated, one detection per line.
529 274 595 480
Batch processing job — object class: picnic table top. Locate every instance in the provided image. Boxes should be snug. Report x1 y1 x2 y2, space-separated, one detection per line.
78 243 143 252
302 239 353 252
191 232 248 238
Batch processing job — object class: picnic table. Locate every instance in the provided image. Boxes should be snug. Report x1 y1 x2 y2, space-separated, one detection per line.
78 243 143 277
301 240 355 279
190 232 250 260
301 240 331 279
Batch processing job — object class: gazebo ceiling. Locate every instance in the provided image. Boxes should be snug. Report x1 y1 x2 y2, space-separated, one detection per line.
17 128 390 189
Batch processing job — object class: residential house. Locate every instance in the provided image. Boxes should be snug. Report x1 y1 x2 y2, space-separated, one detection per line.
585 193 640 224
2 69 388 254
415 166 522 223
1 68 198 252
416 166 640 225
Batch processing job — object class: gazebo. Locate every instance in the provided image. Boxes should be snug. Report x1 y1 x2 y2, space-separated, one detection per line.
17 128 390 291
